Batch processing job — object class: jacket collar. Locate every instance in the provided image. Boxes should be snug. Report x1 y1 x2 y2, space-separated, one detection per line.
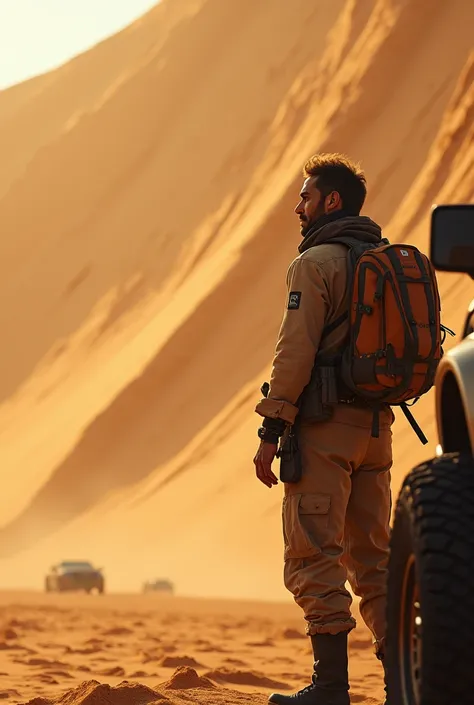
301 209 350 238
298 211 382 254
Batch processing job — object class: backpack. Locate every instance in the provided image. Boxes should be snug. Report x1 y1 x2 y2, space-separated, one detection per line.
324 237 453 444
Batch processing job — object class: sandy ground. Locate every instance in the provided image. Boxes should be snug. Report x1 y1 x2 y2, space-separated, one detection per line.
0 592 383 704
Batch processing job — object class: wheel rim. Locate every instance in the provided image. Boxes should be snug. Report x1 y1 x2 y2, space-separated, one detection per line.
399 553 422 705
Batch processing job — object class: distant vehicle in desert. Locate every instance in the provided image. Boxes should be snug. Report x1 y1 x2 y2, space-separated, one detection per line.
45 561 105 594
142 578 174 595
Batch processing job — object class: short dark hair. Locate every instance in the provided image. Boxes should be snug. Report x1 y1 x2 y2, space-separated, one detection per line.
303 153 367 215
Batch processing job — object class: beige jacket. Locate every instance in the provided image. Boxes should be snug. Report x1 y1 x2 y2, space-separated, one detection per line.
255 215 382 424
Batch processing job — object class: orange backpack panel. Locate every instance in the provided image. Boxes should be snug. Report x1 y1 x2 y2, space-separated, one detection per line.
341 243 442 405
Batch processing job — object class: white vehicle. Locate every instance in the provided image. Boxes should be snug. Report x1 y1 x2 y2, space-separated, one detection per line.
386 204 474 704
45 560 105 594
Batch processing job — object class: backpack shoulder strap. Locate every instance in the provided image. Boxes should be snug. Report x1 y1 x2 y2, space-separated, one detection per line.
319 237 389 344
328 235 389 268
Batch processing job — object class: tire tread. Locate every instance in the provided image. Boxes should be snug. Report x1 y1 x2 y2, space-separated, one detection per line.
387 453 474 704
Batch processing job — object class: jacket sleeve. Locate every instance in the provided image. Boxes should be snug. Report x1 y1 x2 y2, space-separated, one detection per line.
255 256 329 424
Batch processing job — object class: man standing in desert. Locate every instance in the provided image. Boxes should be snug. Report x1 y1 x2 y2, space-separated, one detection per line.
254 154 392 705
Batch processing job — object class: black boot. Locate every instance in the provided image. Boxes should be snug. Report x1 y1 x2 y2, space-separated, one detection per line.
268 632 350 704
374 639 389 705
380 657 389 705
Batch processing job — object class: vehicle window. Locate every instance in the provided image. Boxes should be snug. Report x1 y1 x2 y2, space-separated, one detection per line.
59 561 95 571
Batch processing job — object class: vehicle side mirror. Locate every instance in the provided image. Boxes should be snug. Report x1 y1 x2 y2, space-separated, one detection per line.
430 204 474 277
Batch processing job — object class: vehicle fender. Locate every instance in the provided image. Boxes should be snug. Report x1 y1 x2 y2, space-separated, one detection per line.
436 333 474 455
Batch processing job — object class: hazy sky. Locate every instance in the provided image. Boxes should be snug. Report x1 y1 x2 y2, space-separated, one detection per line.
0 0 159 90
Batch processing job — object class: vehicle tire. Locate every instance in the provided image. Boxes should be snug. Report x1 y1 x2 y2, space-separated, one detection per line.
386 453 474 705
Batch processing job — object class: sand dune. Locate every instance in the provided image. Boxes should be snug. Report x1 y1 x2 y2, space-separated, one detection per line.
0 0 473 699
1 0 473 596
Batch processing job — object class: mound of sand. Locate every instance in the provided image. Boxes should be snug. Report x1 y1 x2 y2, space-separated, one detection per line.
204 667 290 689
21 680 166 705
160 667 216 690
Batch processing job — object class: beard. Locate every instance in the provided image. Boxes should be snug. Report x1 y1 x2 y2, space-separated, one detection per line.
299 202 326 236
299 217 310 236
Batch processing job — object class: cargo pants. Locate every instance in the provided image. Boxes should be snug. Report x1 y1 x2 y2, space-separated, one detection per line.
282 404 393 642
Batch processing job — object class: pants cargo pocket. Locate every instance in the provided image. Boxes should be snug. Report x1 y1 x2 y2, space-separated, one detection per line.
283 493 331 561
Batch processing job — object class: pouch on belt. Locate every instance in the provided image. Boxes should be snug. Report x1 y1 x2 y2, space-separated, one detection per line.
298 364 339 421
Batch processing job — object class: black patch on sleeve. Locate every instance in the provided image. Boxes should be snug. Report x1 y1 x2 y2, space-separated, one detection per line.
288 291 302 310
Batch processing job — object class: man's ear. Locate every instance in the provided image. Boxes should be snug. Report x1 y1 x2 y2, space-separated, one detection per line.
325 190 342 213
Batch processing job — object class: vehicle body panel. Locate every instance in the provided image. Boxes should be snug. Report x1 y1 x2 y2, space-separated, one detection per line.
435 333 474 455
45 561 104 593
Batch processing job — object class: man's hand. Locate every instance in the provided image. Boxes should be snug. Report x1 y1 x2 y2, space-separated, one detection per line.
253 441 279 488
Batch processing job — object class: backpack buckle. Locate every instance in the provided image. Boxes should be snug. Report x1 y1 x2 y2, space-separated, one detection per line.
357 303 373 315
